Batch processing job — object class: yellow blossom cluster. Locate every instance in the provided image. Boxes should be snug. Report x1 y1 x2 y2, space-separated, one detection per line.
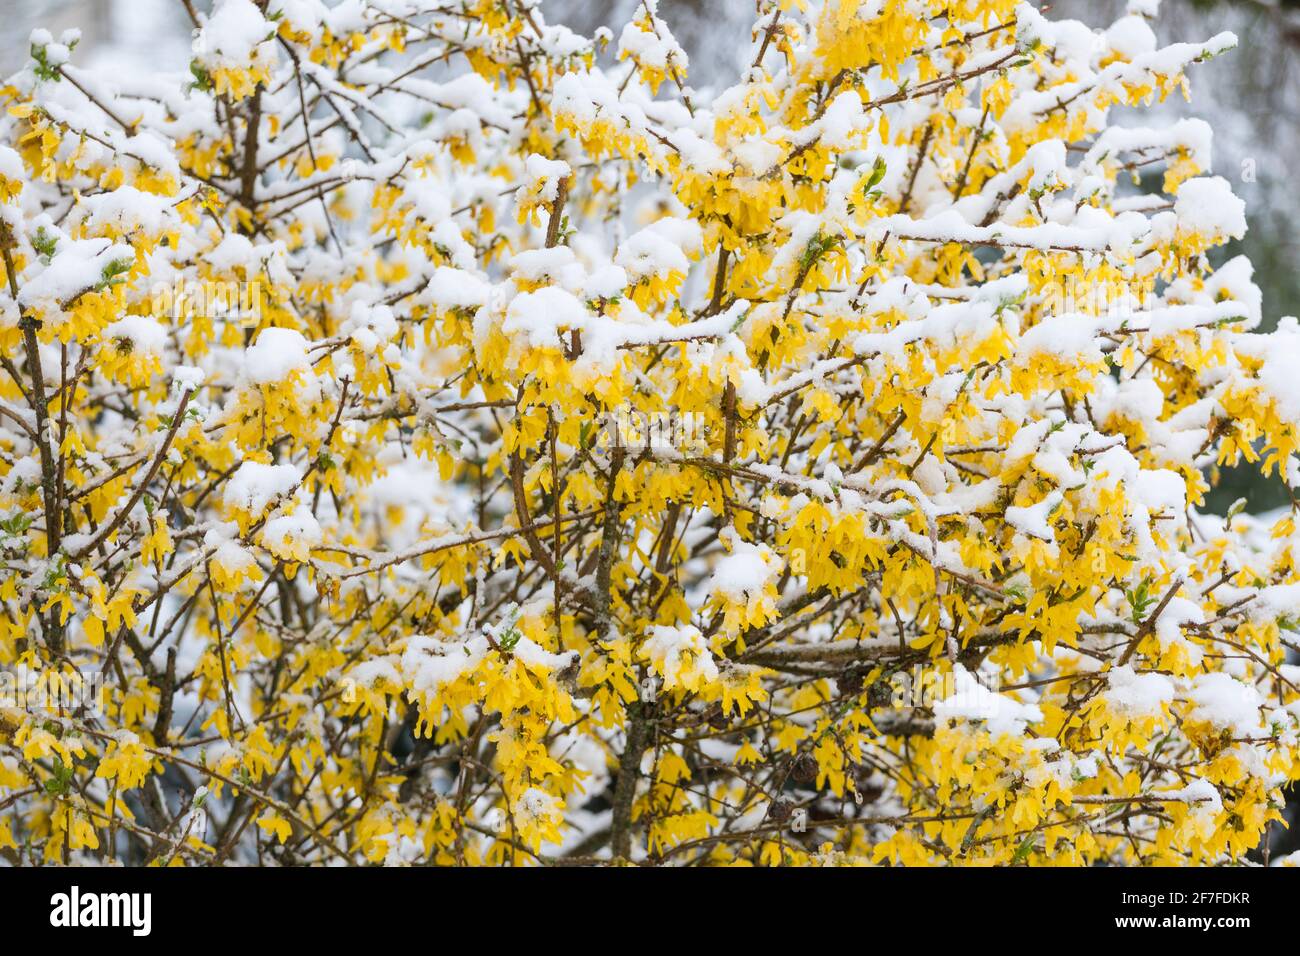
0 0 1295 869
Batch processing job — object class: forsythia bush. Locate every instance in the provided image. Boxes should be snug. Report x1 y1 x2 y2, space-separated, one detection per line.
0 0 1296 867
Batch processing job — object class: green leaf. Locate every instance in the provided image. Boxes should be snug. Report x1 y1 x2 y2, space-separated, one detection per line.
32 226 58 263
1011 834 1036 863
189 60 213 93
97 257 133 290
30 44 62 83
865 155 887 191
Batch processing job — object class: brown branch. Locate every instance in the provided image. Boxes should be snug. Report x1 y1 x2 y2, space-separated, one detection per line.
72 389 192 562
1117 578 1185 666
545 175 569 248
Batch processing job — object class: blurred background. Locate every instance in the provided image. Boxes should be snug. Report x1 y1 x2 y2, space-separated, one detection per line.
3 0 1297 514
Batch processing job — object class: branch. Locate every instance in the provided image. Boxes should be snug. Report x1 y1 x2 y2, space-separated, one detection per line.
72 389 193 562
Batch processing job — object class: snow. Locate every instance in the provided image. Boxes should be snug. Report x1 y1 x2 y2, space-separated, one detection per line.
400 634 488 699
1105 664 1174 718
509 247 585 289
17 238 134 315
1023 140 1069 194
204 523 256 574
224 462 301 515
171 366 205 390
244 327 310 385
72 186 175 238
511 635 578 674
707 528 782 603
583 262 629 300
1186 672 1264 736
1132 469 1186 515
522 154 571 202
875 207 1141 258
1175 176 1246 240
618 13 687 73
1006 490 1063 542
425 267 491 312
206 234 259 273
1004 421 1052 467
1106 16 1158 59
731 136 784 176
195 0 276 70
1085 119 1214 177
102 315 166 358
1247 582 1300 624
810 91 867 153
262 510 322 556
1098 378 1164 422
343 300 397 343
1248 317 1300 426
641 624 718 691
1203 256 1262 326
512 787 561 830
503 287 588 349
551 70 617 128
1160 777 1221 814
0 146 22 183
934 665 1043 736
615 223 692 280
